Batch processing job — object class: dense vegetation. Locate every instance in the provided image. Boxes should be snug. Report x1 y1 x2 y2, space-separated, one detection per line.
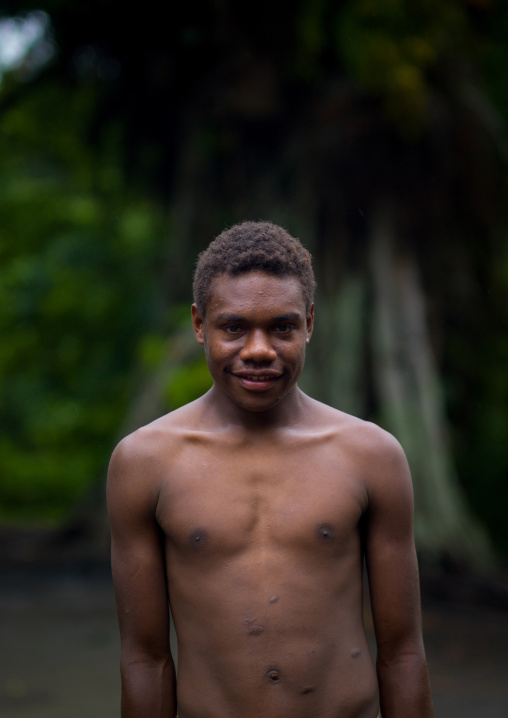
1 1 507 562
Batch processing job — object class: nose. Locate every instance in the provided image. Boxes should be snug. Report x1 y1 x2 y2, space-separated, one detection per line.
239 329 277 363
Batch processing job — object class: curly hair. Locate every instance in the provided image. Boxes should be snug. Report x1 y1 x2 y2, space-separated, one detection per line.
193 221 316 315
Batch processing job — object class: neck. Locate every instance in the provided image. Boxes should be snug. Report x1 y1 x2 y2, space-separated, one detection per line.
201 384 307 433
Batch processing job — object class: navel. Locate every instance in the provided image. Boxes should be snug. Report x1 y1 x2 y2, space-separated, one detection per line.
265 668 282 683
316 522 336 542
188 527 208 548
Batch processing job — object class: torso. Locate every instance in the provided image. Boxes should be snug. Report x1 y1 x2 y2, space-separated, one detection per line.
140 394 380 718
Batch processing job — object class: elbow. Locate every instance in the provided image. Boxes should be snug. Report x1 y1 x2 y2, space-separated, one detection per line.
120 649 173 679
376 638 427 671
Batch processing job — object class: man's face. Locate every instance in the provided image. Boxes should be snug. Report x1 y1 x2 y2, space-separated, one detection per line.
192 271 314 414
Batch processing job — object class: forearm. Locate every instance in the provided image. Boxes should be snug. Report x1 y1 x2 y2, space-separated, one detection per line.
121 654 177 718
377 652 434 718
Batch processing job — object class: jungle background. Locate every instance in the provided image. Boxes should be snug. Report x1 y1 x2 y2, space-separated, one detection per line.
1 1 508 716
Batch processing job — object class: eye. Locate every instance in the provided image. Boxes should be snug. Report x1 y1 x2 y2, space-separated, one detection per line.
224 324 243 334
274 324 294 334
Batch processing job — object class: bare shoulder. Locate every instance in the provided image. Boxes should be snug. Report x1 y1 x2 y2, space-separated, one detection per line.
306 395 401 450
112 396 206 461
305 396 410 489
107 397 206 506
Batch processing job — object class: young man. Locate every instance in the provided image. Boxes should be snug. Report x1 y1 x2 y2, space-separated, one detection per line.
107 221 435 718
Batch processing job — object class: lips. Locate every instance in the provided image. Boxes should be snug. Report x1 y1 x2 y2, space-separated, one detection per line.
232 371 282 390
233 371 281 380
242 375 275 382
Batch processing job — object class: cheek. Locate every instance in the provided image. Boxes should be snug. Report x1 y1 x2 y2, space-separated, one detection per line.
204 339 234 365
277 344 307 372
282 338 306 356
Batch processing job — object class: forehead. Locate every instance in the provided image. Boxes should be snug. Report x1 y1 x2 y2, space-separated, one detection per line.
207 271 307 316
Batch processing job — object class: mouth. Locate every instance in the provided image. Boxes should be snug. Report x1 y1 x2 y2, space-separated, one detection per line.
241 374 276 382
232 371 282 391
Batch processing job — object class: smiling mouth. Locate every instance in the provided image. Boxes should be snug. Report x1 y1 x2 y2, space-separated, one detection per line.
242 375 275 382
232 372 282 387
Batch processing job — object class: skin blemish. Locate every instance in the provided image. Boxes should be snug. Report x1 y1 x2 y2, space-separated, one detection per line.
268 595 279 604
188 528 208 548
301 686 314 695
316 522 336 541
350 647 362 658
243 618 264 636
248 625 264 636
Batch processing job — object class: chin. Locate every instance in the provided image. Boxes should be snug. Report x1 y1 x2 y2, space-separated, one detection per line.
235 392 288 414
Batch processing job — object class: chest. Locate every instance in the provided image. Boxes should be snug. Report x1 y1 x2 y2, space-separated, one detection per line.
156 440 366 559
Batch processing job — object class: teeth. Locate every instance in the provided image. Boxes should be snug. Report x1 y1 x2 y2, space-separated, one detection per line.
246 375 271 381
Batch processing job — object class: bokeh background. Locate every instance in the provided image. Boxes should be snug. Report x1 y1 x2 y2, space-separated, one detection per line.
1 1 507 716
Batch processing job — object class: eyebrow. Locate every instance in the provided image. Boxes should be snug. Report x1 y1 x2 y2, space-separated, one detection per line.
216 313 245 322
272 313 302 322
215 312 303 322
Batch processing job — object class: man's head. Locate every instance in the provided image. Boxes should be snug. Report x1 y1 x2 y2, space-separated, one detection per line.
192 221 316 316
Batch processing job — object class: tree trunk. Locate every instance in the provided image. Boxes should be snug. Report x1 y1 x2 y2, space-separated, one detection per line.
304 273 368 418
368 205 493 569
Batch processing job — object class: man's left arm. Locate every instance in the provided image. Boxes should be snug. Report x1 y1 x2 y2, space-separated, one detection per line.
363 430 434 718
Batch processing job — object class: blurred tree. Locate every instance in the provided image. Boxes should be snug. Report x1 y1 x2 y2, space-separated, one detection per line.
1 0 508 566
0 70 170 520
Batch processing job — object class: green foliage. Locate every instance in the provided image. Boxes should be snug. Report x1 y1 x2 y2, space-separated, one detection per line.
293 0 481 137
0 79 167 521
479 3 508 124
336 0 469 134
293 0 330 80
163 358 212 410
446 247 508 557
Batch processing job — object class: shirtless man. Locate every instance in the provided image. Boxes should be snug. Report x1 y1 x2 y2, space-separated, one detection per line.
107 220 435 718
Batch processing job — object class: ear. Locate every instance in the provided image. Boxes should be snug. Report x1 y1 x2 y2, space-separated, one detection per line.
306 304 314 344
191 304 205 345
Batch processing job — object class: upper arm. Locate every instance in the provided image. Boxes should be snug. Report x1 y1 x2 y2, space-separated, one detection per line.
107 434 170 660
362 430 424 661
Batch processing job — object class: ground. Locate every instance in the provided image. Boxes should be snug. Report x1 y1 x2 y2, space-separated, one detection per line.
1 526 507 718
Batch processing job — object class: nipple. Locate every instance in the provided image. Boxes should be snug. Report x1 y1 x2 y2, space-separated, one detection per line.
316 522 336 541
188 528 208 548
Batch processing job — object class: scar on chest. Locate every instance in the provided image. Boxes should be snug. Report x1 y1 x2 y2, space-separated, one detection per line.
316 522 336 541
188 528 208 548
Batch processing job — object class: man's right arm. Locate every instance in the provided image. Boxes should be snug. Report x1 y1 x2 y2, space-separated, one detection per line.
107 433 177 718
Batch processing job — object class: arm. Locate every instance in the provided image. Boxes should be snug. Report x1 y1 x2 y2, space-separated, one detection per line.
363 431 434 718
107 434 177 718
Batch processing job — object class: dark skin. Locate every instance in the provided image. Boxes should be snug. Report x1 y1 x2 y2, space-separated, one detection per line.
107 270 435 718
